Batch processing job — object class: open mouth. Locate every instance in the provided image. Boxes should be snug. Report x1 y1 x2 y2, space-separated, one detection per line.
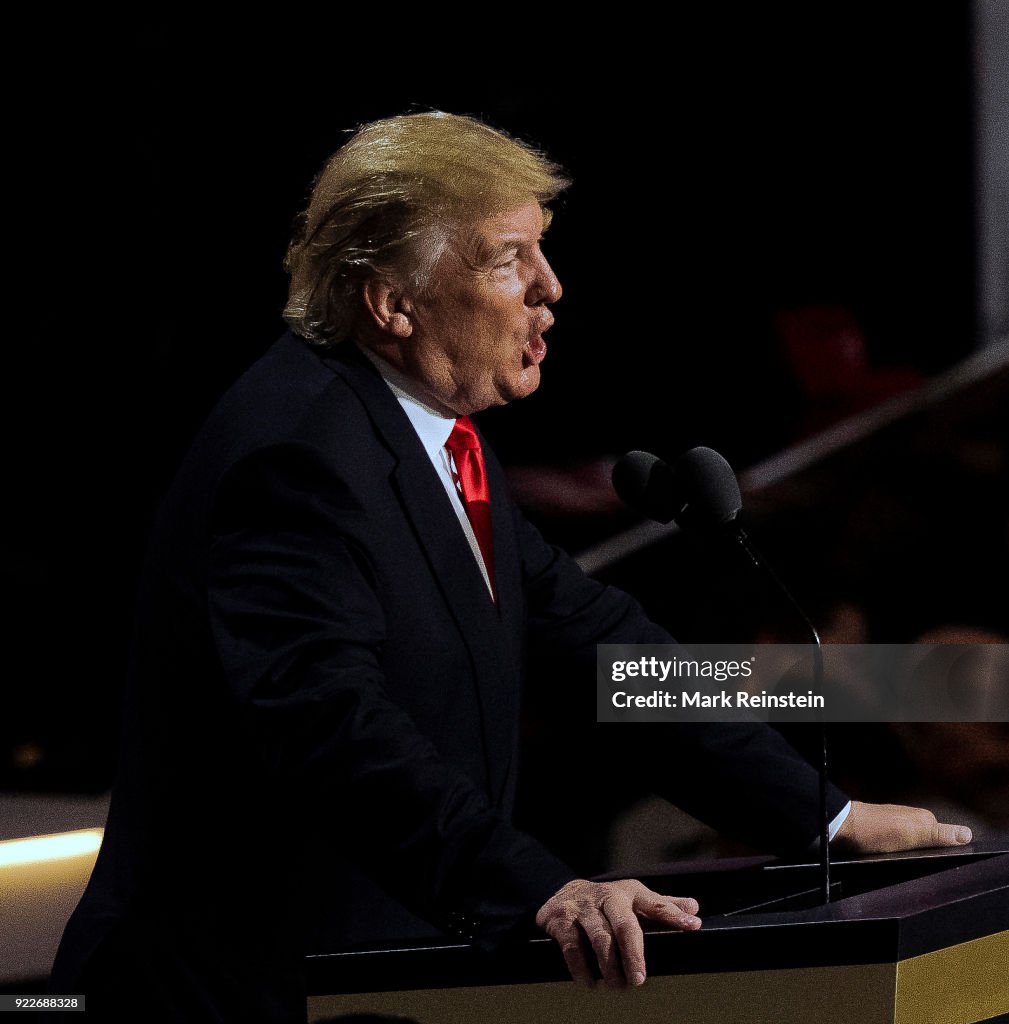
524 334 547 367
523 317 553 367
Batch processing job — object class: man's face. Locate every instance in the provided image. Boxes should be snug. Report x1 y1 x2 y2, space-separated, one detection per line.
403 202 562 416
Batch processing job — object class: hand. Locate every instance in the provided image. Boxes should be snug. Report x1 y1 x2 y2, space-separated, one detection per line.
535 878 701 989
832 800 972 855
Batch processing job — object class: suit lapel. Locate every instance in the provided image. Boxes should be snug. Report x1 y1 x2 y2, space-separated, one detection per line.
317 341 521 806
479 435 526 804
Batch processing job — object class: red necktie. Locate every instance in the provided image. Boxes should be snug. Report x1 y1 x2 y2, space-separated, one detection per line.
445 416 496 600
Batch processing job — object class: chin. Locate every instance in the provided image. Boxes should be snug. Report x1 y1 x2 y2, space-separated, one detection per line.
511 366 541 400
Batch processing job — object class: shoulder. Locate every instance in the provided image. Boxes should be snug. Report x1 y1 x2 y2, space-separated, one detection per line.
158 334 397 530
192 334 394 475
212 333 376 450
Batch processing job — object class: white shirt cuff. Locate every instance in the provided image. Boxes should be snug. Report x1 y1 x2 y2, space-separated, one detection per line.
829 800 852 842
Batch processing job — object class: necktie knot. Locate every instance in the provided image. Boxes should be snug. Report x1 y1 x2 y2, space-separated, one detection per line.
446 416 481 451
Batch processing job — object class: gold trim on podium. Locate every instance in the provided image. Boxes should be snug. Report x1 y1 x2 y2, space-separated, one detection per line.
307 931 1009 1024
895 930 1009 1024
310 963 892 1023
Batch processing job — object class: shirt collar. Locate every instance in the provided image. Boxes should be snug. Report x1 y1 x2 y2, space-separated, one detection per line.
356 343 457 457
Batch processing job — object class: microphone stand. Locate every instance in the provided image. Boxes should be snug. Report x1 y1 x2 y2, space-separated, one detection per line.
612 447 833 904
732 528 831 904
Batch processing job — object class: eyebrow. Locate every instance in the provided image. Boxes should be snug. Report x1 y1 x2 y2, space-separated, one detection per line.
481 234 546 264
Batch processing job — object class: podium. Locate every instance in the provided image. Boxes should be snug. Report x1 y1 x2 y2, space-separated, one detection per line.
305 845 1008 1024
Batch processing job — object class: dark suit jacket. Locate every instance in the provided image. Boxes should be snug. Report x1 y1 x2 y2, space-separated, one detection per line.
49 332 847 1022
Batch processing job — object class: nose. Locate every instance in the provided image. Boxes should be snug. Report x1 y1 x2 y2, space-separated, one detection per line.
529 250 562 306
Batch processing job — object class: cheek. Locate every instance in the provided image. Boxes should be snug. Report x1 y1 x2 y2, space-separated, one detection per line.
471 308 516 353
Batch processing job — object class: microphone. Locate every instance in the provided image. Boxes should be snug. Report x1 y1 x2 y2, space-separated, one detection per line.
611 450 684 524
612 447 834 903
612 447 741 528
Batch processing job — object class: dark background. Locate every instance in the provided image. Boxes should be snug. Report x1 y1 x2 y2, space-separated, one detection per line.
4 12 986 796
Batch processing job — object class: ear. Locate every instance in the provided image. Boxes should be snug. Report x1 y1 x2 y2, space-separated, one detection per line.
362 278 414 338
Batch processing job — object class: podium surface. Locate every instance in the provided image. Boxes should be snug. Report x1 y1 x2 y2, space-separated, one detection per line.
305 845 1008 1024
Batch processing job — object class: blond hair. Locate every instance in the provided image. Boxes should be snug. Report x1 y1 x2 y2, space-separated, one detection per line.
282 111 570 345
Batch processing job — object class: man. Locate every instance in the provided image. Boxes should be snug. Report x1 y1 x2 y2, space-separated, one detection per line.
50 111 970 1022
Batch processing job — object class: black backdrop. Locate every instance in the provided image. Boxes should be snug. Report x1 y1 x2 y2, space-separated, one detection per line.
5 12 978 789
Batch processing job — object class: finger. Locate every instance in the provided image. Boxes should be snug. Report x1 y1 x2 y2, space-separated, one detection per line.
545 917 595 989
580 909 623 988
931 821 972 846
633 892 702 930
601 895 645 987
668 896 700 916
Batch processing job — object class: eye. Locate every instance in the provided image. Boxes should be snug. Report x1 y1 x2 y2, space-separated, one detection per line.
494 248 520 269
